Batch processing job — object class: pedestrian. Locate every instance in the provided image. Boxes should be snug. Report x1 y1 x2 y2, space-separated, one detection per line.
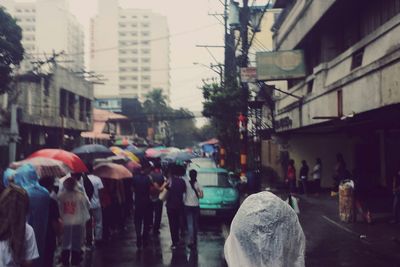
0 184 39 267
392 168 400 224
224 191 305 267
58 176 90 266
311 158 322 195
183 169 203 250
333 153 347 193
286 159 296 193
149 162 166 235
165 163 187 250
86 165 104 248
9 164 50 267
299 160 309 195
38 176 63 267
132 159 152 249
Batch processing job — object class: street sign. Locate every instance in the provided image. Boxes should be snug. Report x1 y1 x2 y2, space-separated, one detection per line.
240 67 257 83
256 50 306 81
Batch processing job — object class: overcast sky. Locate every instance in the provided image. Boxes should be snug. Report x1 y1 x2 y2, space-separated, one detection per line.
66 0 226 115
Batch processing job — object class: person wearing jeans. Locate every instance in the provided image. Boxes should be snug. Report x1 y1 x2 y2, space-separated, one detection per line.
183 170 203 249
165 164 187 249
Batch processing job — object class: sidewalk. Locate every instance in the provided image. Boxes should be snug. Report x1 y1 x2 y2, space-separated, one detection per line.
296 192 400 266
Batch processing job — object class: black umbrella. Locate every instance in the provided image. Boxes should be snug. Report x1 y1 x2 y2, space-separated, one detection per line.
72 144 114 165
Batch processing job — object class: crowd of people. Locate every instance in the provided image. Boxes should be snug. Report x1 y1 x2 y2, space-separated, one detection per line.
0 158 204 267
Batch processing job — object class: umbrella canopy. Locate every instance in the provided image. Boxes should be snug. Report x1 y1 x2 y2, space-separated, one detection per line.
126 146 145 159
93 162 132 180
10 157 71 178
110 146 140 162
164 151 196 163
125 160 142 173
72 144 114 165
28 149 88 173
145 148 163 158
114 138 132 147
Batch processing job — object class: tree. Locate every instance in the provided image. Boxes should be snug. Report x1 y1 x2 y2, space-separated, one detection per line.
169 108 198 148
0 7 24 94
202 77 247 169
120 98 148 138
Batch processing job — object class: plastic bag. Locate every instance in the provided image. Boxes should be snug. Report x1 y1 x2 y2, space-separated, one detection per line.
224 192 305 267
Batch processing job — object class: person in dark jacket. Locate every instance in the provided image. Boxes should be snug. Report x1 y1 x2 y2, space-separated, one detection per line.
299 160 309 195
132 159 152 249
165 164 186 250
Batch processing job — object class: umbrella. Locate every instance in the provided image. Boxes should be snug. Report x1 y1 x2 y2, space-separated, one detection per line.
110 146 140 162
145 148 163 158
28 149 88 173
93 162 132 180
114 138 132 147
125 160 142 172
72 144 114 165
10 157 71 178
164 151 196 163
126 146 145 159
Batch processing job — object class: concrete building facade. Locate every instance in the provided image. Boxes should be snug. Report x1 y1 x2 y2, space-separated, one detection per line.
0 0 85 72
90 0 170 103
261 0 400 190
0 65 93 161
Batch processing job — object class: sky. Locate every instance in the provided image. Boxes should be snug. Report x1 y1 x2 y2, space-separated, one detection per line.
67 0 226 117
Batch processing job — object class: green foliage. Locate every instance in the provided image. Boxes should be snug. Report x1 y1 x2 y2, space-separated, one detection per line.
120 98 148 137
143 89 198 148
195 122 217 141
201 77 247 169
0 7 24 93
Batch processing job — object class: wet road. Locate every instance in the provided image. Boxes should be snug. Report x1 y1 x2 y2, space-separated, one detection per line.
83 212 229 267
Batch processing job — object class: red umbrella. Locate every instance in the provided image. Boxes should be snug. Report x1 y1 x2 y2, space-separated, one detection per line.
10 157 71 178
93 162 132 180
28 149 88 173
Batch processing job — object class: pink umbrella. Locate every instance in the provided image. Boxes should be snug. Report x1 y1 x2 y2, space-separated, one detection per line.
125 160 142 173
145 148 162 158
93 162 132 180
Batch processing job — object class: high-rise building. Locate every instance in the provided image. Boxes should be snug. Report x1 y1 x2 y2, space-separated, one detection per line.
91 0 170 102
0 0 84 72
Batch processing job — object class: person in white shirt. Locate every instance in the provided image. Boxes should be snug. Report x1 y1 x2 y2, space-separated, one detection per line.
311 158 322 195
183 169 203 249
87 170 104 245
0 184 39 267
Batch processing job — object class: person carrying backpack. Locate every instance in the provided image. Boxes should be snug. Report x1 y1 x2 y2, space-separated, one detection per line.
183 169 203 250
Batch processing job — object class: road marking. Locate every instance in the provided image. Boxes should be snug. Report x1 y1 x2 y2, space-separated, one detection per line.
322 215 372 245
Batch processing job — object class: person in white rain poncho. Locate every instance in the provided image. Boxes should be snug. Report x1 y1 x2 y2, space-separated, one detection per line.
224 191 305 267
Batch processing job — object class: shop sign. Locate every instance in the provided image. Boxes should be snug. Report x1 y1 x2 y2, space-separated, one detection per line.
240 67 257 83
256 50 306 81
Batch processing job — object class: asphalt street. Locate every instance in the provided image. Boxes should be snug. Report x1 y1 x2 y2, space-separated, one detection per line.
82 211 229 267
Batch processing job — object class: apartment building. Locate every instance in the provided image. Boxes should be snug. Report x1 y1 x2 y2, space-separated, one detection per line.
0 0 84 72
261 0 400 190
90 0 170 104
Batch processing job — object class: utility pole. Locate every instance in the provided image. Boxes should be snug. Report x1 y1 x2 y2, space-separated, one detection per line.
239 0 250 177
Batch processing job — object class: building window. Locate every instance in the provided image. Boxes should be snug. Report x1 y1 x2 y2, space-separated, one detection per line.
68 92 75 119
79 96 85 121
86 99 91 122
59 89 67 117
141 31 149 37
337 89 343 117
351 48 364 70
307 80 313 94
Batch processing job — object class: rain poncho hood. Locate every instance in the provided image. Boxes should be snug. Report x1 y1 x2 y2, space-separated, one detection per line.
224 192 305 267
3 164 50 267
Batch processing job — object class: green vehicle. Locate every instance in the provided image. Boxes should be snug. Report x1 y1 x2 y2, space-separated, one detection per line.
194 167 240 217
